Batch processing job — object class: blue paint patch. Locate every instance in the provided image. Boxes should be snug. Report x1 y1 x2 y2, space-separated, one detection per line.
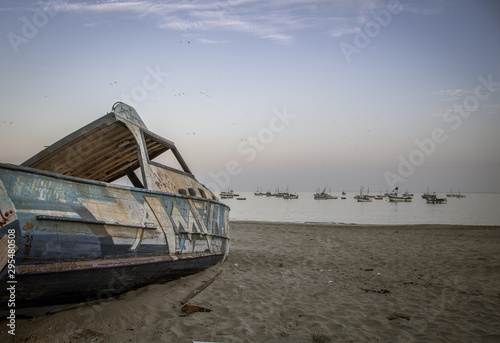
170 197 190 222
2 171 117 205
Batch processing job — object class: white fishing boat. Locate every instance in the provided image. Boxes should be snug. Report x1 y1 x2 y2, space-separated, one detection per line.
386 186 412 202
388 194 412 202
356 187 372 202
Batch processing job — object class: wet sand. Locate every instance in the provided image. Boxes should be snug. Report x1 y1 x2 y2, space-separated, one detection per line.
2 221 500 343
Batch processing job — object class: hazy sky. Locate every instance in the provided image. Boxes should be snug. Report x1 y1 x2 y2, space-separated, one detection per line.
1 0 499 193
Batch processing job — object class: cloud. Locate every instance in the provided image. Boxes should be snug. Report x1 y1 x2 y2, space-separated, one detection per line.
261 33 293 45
327 26 360 38
431 107 453 118
197 38 230 44
434 88 474 102
8 0 447 43
52 1 156 15
322 0 446 38
83 22 98 28
482 103 500 115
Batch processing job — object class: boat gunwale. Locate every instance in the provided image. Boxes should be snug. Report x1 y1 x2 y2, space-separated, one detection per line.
0 162 229 210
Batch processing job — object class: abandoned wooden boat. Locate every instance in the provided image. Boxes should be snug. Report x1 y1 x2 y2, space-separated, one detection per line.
0 102 230 312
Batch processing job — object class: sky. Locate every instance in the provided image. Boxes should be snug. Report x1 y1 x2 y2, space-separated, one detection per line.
1 0 500 194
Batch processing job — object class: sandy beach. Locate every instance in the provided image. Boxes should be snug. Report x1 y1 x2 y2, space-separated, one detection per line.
2 221 500 343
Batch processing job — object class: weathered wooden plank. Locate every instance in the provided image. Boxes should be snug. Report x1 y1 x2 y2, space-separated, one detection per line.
36 215 158 230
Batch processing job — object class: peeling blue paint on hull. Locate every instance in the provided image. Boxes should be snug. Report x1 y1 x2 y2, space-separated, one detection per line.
0 165 229 314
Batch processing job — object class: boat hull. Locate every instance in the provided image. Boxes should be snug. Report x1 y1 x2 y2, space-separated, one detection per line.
426 198 447 204
0 164 230 312
388 195 412 202
2 250 223 312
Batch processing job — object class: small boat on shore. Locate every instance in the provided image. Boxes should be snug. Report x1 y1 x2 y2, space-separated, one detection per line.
0 103 230 313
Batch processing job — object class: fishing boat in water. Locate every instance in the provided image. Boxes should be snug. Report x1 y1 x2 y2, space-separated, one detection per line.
220 189 235 199
254 188 265 196
356 186 372 202
282 187 298 199
426 193 447 204
446 189 466 198
314 187 337 200
422 188 432 200
388 195 412 202
386 186 412 202
0 102 230 313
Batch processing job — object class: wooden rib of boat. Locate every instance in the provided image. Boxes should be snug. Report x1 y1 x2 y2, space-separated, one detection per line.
0 103 230 313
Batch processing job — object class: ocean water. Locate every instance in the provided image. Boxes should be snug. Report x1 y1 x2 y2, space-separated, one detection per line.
220 192 500 226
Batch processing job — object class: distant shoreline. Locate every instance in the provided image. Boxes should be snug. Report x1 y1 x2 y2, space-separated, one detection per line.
230 219 500 228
